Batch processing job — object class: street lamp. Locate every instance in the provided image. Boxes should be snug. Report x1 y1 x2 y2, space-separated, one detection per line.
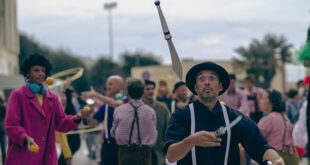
104 2 117 61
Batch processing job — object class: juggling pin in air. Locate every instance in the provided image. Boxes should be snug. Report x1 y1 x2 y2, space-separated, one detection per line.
154 0 183 80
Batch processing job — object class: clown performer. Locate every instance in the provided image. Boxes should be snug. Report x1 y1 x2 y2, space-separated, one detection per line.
4 53 89 165
164 62 284 165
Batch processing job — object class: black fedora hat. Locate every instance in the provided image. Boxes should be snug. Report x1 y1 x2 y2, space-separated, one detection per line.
185 61 230 96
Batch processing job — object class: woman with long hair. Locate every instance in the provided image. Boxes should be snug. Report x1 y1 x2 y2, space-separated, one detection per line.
258 89 299 164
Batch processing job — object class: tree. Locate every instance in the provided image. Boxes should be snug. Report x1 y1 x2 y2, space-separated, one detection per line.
19 33 90 93
120 51 161 77
19 33 163 93
19 33 51 67
89 57 121 93
295 26 310 66
47 49 90 93
233 34 293 88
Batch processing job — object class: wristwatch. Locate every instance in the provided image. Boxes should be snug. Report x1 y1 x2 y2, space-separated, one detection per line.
263 160 272 165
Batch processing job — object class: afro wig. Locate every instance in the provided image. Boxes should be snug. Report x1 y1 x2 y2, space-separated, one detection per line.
21 53 52 80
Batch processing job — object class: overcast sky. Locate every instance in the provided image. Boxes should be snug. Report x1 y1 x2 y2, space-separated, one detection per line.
17 0 310 64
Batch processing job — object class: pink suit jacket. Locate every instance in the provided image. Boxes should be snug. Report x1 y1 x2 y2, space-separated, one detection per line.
5 84 80 165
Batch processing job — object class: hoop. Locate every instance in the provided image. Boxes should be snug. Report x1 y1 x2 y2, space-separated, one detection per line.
66 126 103 135
47 67 84 89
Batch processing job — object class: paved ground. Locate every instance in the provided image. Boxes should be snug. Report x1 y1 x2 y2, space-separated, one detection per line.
300 158 308 165
71 142 98 165
1 135 309 165
72 140 309 165
0 135 100 165
72 148 309 165
61 135 99 165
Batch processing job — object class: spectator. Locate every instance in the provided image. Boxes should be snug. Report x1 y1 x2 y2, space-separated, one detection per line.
243 74 264 123
0 97 6 164
219 74 248 116
82 75 129 165
170 81 188 114
58 78 81 165
286 89 302 124
156 77 172 108
258 89 299 164
111 78 157 165
142 80 170 165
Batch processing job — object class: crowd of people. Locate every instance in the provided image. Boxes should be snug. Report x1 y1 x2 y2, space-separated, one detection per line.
0 53 309 165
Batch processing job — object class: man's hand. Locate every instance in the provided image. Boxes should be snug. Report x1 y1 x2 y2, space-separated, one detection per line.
271 158 285 165
166 131 222 163
81 86 97 101
263 149 285 165
66 157 72 165
65 77 72 89
191 131 222 147
74 113 82 123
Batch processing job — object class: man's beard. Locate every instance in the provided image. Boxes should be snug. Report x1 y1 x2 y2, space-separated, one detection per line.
180 97 187 102
146 96 154 103
200 94 217 103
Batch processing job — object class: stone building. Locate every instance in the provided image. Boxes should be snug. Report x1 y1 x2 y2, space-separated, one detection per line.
0 0 20 75
131 59 287 94
0 0 23 98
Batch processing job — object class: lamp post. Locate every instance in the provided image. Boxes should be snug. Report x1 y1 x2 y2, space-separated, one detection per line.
104 2 117 61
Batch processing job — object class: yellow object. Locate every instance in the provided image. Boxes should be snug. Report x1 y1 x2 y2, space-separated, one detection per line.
35 93 43 106
45 77 54 85
29 144 40 153
48 67 84 89
82 106 90 113
55 131 72 159
220 101 226 105
66 126 103 135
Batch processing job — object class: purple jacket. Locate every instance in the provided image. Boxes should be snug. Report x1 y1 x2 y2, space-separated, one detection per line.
5 84 80 165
